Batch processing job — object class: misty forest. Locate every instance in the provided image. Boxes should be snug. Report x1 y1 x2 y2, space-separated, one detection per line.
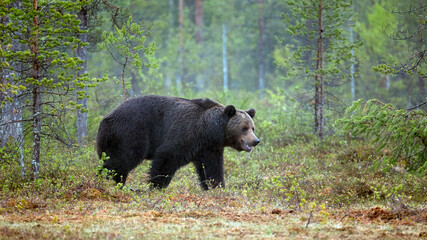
0 0 426 238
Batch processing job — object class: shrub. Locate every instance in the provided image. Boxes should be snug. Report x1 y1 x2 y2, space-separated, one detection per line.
336 99 426 175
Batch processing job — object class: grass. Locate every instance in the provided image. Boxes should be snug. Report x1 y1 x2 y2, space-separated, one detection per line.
0 137 426 239
1 206 424 239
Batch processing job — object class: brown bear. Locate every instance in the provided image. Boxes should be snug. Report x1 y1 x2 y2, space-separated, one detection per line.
96 95 259 190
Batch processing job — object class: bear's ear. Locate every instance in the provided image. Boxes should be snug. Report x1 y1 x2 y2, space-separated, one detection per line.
224 105 236 117
246 109 256 118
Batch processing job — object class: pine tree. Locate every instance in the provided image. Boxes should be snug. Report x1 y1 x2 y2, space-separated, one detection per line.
281 0 359 139
0 0 99 178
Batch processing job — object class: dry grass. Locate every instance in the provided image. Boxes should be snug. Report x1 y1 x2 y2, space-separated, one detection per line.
0 195 426 239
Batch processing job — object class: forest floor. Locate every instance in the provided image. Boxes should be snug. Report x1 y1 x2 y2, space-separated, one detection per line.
0 193 426 239
0 140 426 239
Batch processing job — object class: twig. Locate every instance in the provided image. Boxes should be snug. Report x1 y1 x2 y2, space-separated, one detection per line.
407 101 427 111
0 119 32 126
40 132 72 148
305 210 313 228
380 0 426 15
101 0 121 28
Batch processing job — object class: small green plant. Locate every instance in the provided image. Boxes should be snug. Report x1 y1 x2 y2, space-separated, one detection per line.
371 183 412 208
270 168 329 227
337 99 427 175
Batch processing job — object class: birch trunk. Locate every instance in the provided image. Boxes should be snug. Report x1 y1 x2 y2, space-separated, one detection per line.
257 0 265 97
31 0 41 179
222 23 228 93
314 0 324 139
77 3 88 145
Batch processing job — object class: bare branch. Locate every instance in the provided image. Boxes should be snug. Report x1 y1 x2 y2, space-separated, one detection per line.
101 0 121 28
40 132 72 148
380 0 427 15
407 101 427 111
105 44 125 66
397 50 426 73
0 119 32 126
383 23 426 42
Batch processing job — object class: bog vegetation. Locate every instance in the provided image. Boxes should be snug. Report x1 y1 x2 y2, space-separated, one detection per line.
0 0 426 238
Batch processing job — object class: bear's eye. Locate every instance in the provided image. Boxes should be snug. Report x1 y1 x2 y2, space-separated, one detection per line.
242 127 248 132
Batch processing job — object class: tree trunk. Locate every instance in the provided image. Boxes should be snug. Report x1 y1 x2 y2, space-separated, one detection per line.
195 0 204 91
418 75 425 99
195 0 203 43
164 0 174 91
222 23 228 93
257 0 265 97
407 74 413 108
0 2 23 148
31 0 41 179
77 3 88 146
314 0 324 139
176 0 183 94
416 0 425 99
0 90 24 178
349 26 355 101
0 0 25 177
130 69 140 97
0 99 22 147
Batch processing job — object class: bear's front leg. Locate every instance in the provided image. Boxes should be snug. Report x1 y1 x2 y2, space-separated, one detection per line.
149 151 181 189
194 161 209 190
195 149 225 190
149 162 179 189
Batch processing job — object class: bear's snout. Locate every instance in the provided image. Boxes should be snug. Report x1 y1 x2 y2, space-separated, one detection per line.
254 138 260 146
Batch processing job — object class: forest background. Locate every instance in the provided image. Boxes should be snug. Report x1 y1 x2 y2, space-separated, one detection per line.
0 0 426 238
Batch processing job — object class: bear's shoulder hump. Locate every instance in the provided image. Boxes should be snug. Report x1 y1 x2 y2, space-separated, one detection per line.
190 98 221 109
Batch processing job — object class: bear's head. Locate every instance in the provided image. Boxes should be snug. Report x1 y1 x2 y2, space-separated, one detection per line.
224 105 260 152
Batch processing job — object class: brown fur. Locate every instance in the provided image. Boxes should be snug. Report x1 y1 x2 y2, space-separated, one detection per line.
225 110 258 152
96 95 259 190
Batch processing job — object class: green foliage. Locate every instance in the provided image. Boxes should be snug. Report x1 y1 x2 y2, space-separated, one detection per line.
354 0 425 107
337 99 427 174
0 0 106 177
368 2 425 78
355 3 398 63
0 141 104 197
257 89 314 147
276 0 360 138
280 0 359 82
0 0 100 122
97 16 157 99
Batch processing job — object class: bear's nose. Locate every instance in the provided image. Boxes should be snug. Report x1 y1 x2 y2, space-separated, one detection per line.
253 139 260 146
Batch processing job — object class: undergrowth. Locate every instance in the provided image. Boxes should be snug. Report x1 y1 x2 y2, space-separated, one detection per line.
0 92 425 234
1 138 425 214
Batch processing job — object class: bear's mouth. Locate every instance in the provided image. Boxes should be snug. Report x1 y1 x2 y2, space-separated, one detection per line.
242 141 252 152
